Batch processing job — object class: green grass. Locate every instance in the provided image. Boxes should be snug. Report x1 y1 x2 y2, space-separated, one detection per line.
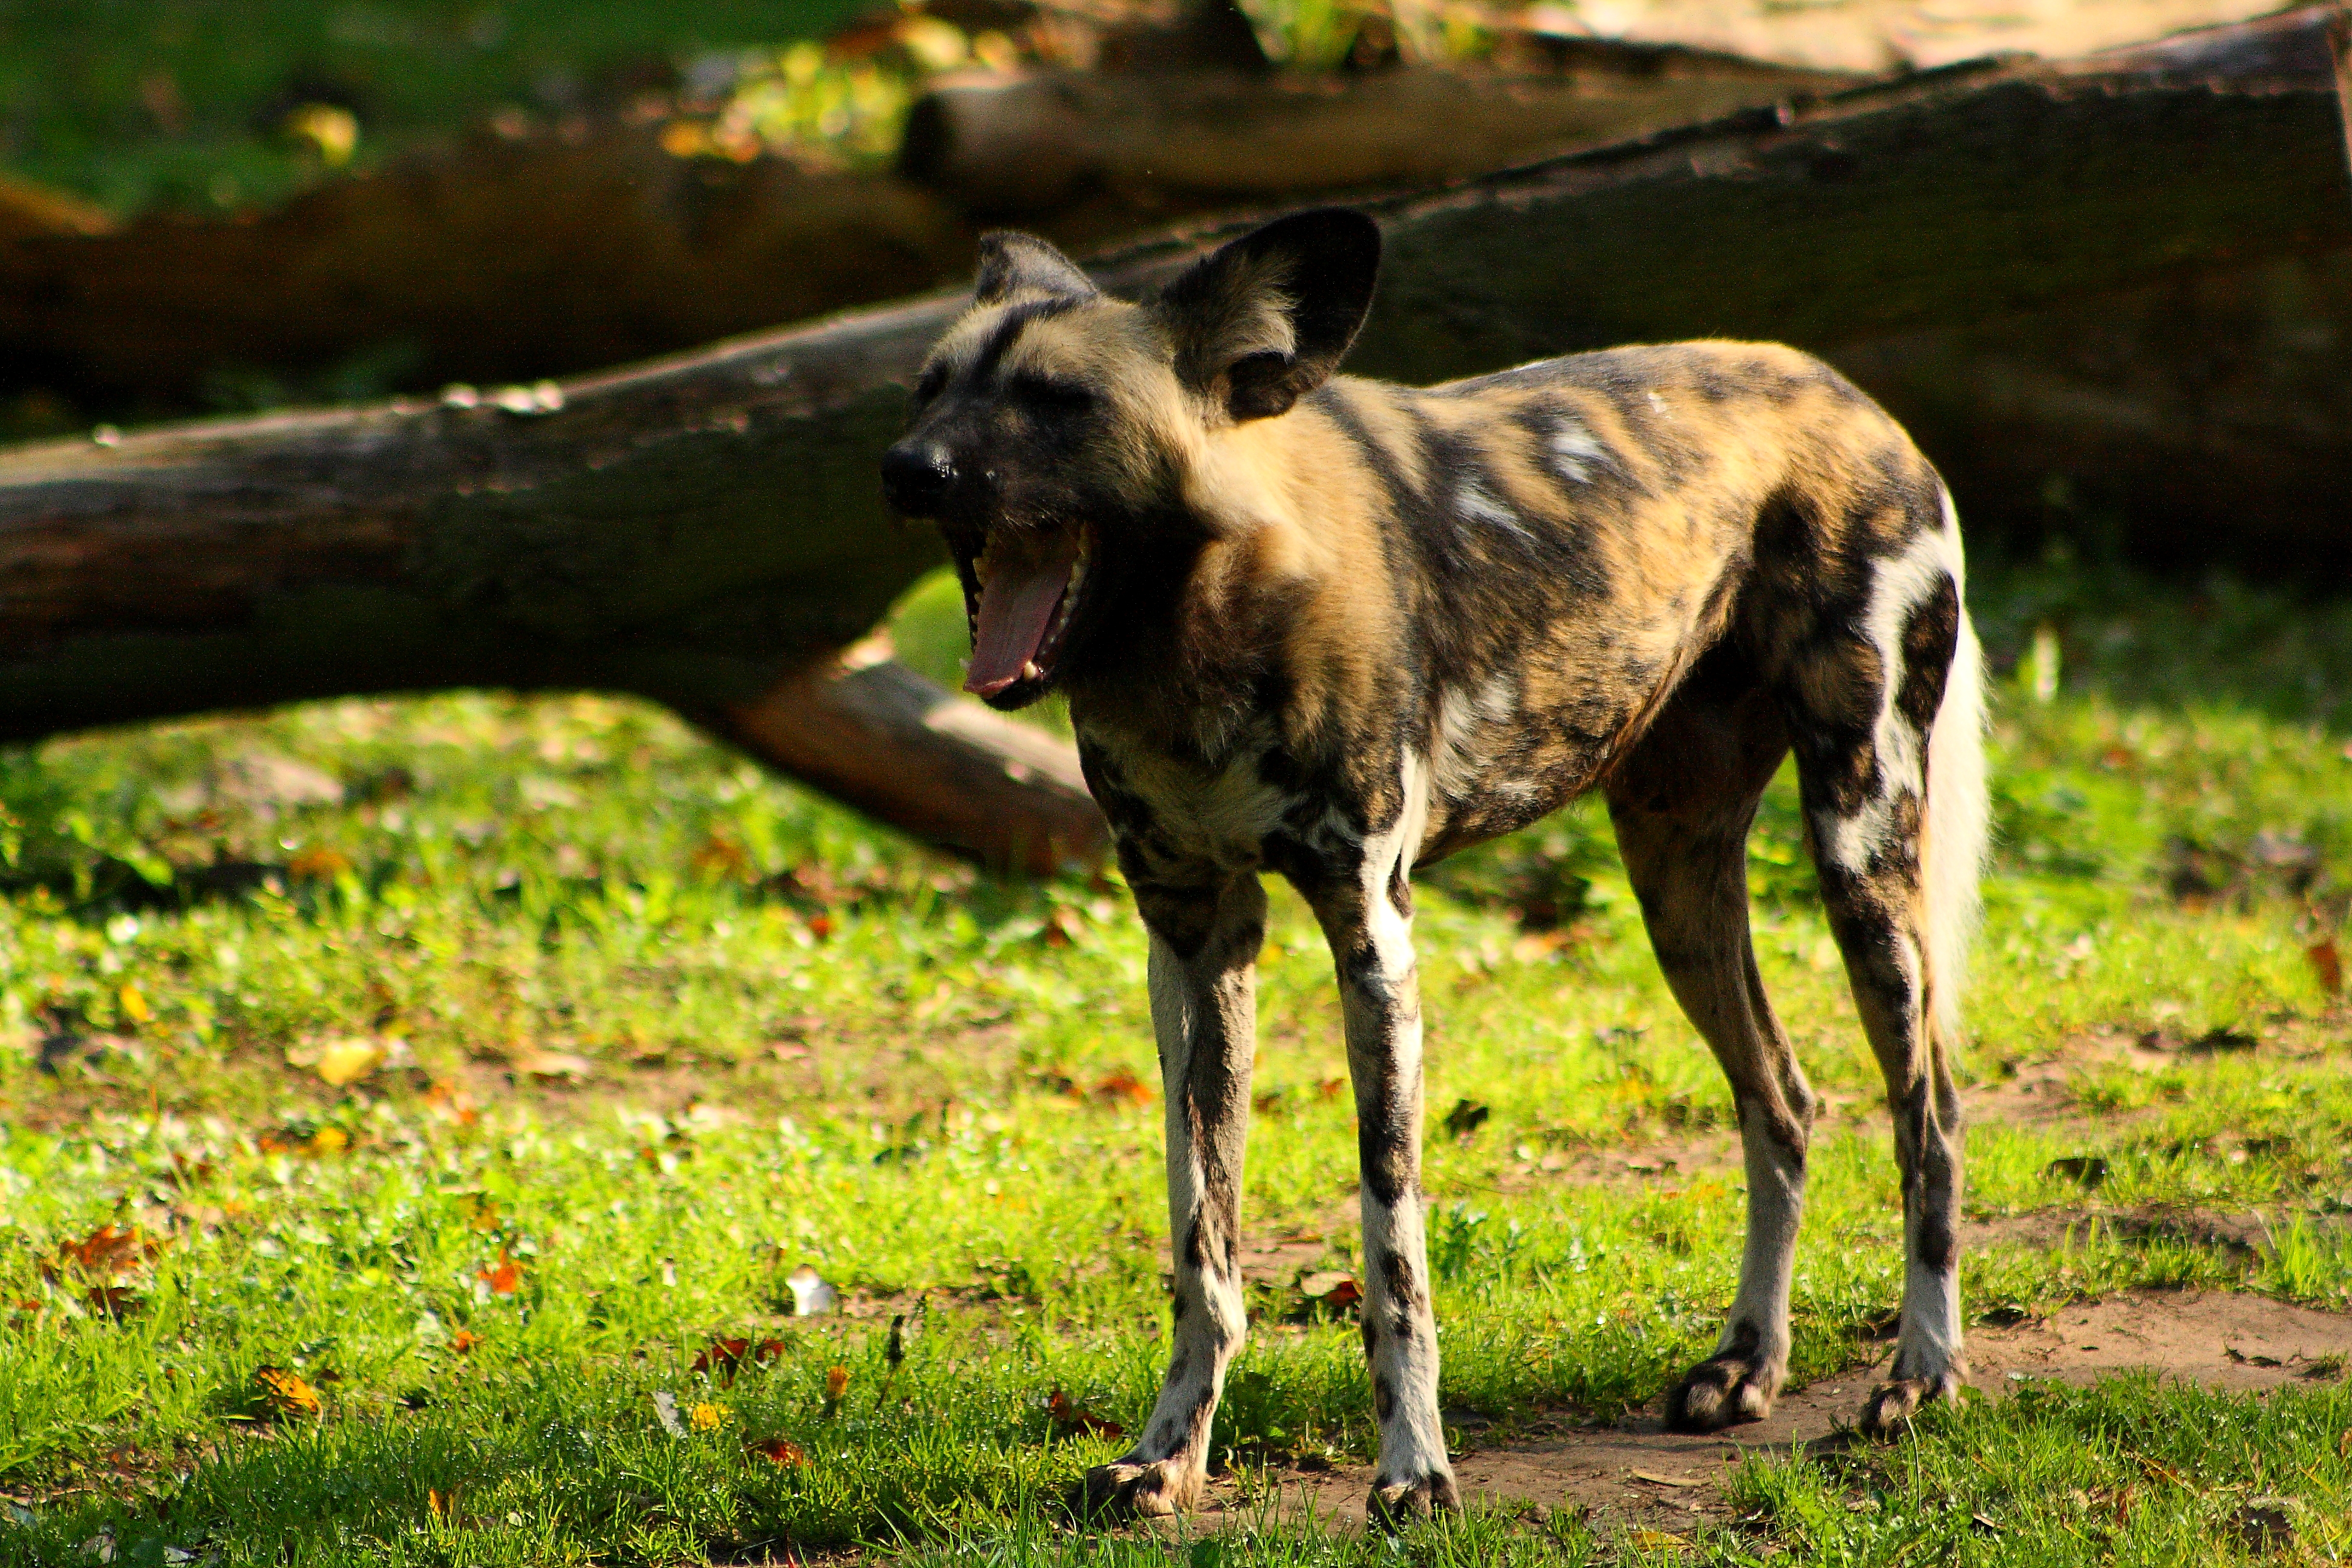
2 546 2351 1565
0 0 876 217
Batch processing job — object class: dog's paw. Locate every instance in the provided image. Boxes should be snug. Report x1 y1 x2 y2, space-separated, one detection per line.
1367 1469 1462 1527
1858 1369 1964 1436
1077 1457 1200 1520
1664 1353 1781 1432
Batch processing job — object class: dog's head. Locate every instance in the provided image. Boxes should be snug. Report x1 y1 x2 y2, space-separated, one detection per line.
881 208 1380 709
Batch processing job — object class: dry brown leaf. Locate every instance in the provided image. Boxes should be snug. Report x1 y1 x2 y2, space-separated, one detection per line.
2309 939 2344 996
44 1223 165 1284
1092 1069 1152 1106
478 1254 523 1296
286 845 353 880
1046 1388 1125 1440
255 1365 322 1417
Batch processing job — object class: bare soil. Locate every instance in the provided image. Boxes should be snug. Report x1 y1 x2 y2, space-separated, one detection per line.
1209 1288 2352 1536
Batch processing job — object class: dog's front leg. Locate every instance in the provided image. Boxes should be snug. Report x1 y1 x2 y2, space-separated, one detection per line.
1313 869 1462 1521
1084 870 1266 1518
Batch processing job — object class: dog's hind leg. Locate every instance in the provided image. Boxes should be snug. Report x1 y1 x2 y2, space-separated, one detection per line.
1303 783 1461 1523
1606 650 1811 1432
1083 869 1266 1518
1783 500 1986 1434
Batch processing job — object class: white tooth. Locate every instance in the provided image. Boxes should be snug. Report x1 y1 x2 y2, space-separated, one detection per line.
1020 660 1044 681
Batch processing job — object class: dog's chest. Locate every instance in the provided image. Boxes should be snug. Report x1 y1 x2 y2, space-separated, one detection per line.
1076 722 1365 883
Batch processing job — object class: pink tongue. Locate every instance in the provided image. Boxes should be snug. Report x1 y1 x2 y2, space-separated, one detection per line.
966 561 1071 695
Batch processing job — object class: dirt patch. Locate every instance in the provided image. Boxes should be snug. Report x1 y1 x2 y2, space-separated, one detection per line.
1206 1289 2352 1535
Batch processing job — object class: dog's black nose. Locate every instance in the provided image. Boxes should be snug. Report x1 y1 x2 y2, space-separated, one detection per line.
881 440 957 514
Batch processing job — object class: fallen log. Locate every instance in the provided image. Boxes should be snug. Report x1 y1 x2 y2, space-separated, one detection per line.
1832 245 2352 567
0 129 975 408
897 56 1861 214
4 5 2348 871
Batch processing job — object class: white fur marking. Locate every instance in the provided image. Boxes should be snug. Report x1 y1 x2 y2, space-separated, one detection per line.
1550 420 1608 484
1455 481 1534 542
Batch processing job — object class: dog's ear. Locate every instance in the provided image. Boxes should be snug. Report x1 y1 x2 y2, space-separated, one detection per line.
1154 207 1381 421
973 231 1098 304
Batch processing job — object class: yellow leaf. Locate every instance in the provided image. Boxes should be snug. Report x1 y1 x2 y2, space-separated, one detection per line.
255 1365 321 1417
307 1126 350 1155
117 984 151 1023
310 1038 388 1087
690 1401 730 1431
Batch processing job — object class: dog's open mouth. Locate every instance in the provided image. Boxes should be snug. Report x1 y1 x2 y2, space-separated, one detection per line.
963 526 1090 701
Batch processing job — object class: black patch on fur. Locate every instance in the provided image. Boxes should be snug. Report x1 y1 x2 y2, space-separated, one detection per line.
969 297 1083 385
1895 573 1960 735
1373 1373 1397 1422
1387 860 1412 918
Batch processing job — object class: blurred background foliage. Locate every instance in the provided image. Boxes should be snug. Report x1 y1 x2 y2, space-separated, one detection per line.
0 1 883 213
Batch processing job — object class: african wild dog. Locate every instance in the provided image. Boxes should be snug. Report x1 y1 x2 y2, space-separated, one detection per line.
880 209 1989 1521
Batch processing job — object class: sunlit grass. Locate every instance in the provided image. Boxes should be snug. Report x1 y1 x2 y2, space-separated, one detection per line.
2 550 2350 1563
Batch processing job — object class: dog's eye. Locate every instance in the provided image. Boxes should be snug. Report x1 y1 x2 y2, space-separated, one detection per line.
912 366 949 405
1011 374 1096 414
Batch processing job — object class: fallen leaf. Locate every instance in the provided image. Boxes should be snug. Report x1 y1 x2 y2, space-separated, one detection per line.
254 1365 322 1417
426 1488 446 1520
307 1125 350 1155
478 1254 523 1296
1630 1469 1702 1487
425 1080 481 1126
85 1285 143 1319
1290 1272 1362 1322
1624 1530 1687 1550
1047 1388 1125 1439
1317 1077 1346 1100
693 1337 753 1385
1092 1069 1152 1106
755 1338 787 1362
511 1048 592 1081
286 845 352 880
690 1401 730 1431
291 1037 388 1087
2310 939 2344 997
44 1223 163 1282
117 984 151 1024
825 1366 850 1400
786 1265 838 1316
1509 930 1569 963
690 834 751 878
449 1330 479 1354
750 1436 806 1466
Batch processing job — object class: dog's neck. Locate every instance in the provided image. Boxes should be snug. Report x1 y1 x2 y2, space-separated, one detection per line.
1067 387 1406 773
